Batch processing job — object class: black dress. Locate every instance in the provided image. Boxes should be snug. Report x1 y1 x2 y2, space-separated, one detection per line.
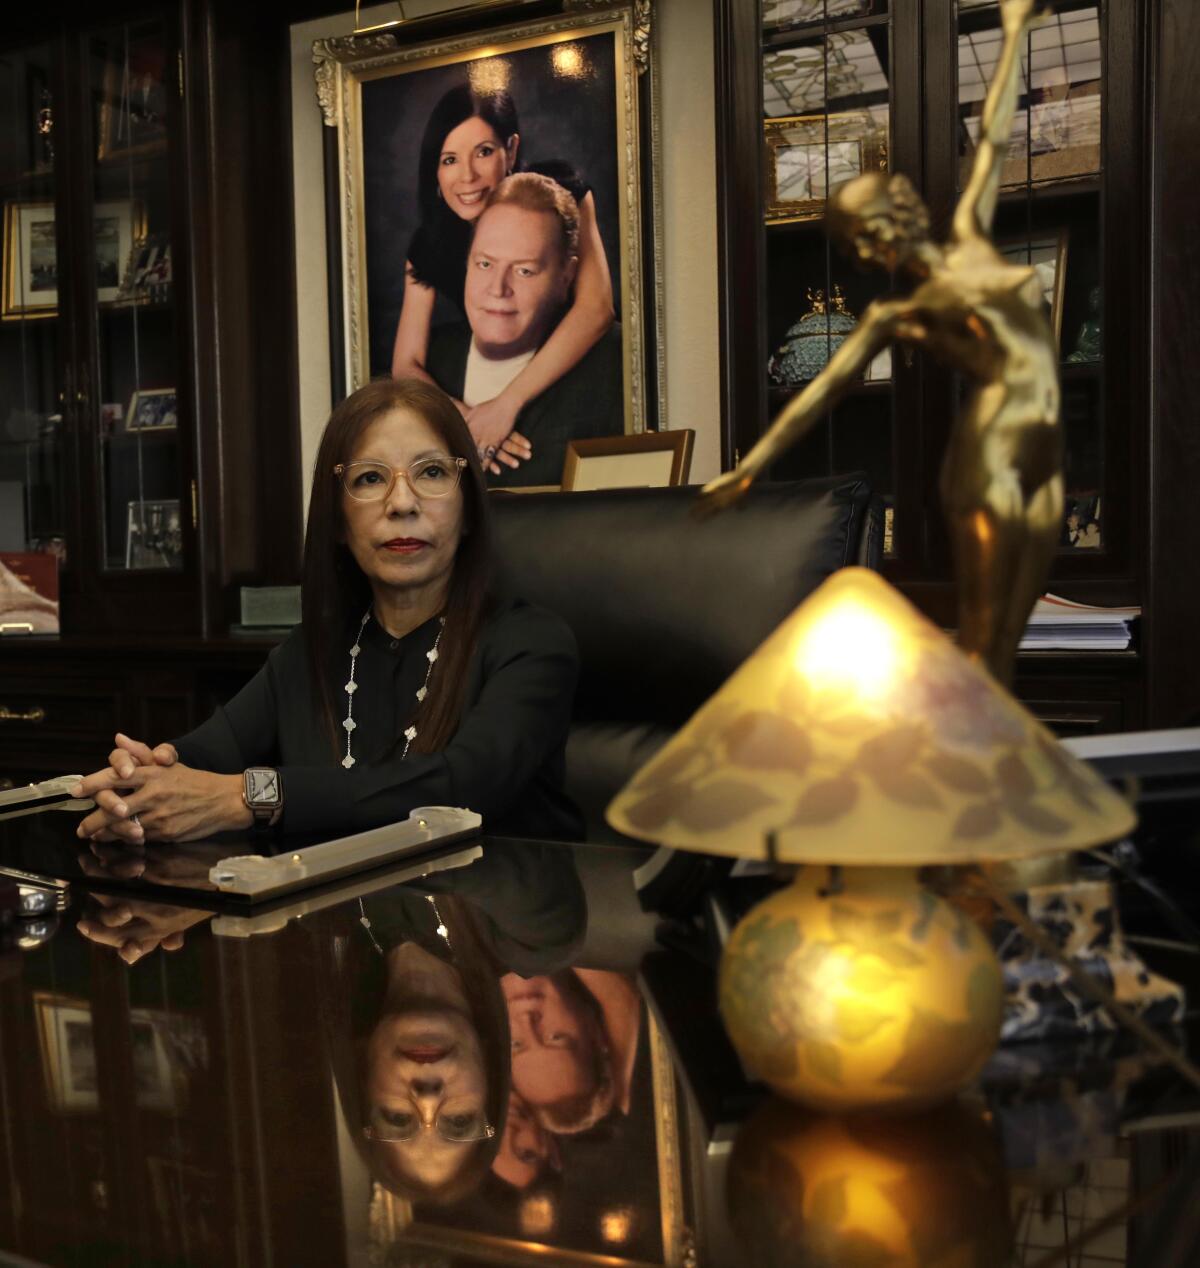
173 598 583 841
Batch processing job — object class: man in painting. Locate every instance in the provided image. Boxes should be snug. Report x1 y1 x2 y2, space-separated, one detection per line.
425 172 623 488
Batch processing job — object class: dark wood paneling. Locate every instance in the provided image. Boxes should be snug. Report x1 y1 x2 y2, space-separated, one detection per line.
712 0 766 468
1146 0 1200 726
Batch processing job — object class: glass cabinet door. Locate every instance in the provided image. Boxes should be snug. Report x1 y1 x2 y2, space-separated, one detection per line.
956 0 1106 558
86 17 185 575
759 1 898 554
0 39 67 630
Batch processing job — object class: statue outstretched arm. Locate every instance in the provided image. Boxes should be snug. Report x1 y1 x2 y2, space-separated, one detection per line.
698 301 908 513
953 0 1044 244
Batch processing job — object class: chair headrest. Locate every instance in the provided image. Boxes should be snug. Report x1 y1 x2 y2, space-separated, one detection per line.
490 475 879 723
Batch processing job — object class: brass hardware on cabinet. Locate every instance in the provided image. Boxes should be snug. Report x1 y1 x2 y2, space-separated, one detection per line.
191 479 198 528
0 706 46 723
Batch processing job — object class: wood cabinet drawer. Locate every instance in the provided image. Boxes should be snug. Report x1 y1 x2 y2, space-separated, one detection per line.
0 680 122 741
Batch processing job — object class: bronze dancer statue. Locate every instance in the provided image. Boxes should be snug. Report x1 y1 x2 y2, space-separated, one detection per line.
701 0 1058 687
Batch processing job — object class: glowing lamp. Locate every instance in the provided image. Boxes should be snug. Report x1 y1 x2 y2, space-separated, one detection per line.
608 569 1135 1111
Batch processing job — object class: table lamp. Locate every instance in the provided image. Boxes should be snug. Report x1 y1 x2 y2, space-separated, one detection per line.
608 568 1136 1112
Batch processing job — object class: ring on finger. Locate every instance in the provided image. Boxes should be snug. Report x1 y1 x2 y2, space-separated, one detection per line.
130 813 141 828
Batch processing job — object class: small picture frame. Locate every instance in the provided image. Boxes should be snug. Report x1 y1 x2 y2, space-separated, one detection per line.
34 993 100 1113
560 430 695 491
126 498 182 570
998 231 1069 345
764 112 888 224
1062 491 1102 550
2 199 146 318
115 233 172 306
125 387 177 433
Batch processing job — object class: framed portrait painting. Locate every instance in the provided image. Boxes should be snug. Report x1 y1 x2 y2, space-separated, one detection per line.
314 2 657 489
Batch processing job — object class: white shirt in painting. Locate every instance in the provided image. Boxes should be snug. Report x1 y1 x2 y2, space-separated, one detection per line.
462 338 536 408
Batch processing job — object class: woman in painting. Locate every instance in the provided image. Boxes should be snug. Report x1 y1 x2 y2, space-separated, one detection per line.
390 82 614 476
70 377 583 846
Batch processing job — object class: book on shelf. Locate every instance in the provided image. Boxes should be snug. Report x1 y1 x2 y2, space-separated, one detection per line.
1019 593 1141 651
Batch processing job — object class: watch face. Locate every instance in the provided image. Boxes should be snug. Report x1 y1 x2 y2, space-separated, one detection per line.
246 768 280 806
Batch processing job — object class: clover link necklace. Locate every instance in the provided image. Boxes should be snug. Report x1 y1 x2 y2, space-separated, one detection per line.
345 606 450 949
341 606 445 770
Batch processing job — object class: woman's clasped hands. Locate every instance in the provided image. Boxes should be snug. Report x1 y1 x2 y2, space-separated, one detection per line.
73 732 251 844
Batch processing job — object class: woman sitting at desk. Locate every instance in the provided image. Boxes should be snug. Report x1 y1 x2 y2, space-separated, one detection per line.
73 378 582 844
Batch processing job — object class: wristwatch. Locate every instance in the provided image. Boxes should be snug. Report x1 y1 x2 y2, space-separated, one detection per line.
242 767 283 828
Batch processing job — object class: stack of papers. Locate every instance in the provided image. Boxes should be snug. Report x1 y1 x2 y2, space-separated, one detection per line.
1019 593 1141 651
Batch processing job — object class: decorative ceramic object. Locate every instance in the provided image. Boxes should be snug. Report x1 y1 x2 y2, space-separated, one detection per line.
768 285 858 385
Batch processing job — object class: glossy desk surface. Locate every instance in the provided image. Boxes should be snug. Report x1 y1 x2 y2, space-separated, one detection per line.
0 816 1198 1268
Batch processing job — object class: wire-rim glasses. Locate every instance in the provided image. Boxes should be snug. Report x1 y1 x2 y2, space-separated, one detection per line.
334 456 468 502
363 1105 496 1144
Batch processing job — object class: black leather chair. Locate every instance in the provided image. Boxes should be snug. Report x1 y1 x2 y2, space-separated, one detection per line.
490 473 884 845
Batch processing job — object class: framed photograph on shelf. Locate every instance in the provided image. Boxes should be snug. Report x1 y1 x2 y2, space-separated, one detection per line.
1063 491 1102 550
999 231 1069 345
97 32 169 162
125 498 182 570
34 993 100 1113
2 199 146 318
561 429 694 491
764 112 888 223
312 0 657 461
125 387 177 433
115 232 172 306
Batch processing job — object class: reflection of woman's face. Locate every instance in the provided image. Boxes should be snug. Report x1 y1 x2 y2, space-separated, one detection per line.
436 116 517 221
502 973 598 1107
492 1091 558 1189
366 1008 487 1188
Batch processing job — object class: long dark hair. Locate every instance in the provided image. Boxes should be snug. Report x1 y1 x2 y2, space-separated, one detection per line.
302 378 494 756
409 82 520 297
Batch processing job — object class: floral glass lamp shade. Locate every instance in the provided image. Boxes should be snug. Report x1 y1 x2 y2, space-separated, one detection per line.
608 568 1135 1111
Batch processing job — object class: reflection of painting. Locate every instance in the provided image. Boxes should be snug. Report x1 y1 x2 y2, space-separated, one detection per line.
1 199 145 317
381 973 684 1267
34 993 100 1112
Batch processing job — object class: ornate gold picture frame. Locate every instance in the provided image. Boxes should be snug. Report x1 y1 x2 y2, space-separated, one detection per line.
313 2 658 444
764 111 888 224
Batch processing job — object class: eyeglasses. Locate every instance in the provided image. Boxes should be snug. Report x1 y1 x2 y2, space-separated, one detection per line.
364 1105 496 1144
334 456 468 502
